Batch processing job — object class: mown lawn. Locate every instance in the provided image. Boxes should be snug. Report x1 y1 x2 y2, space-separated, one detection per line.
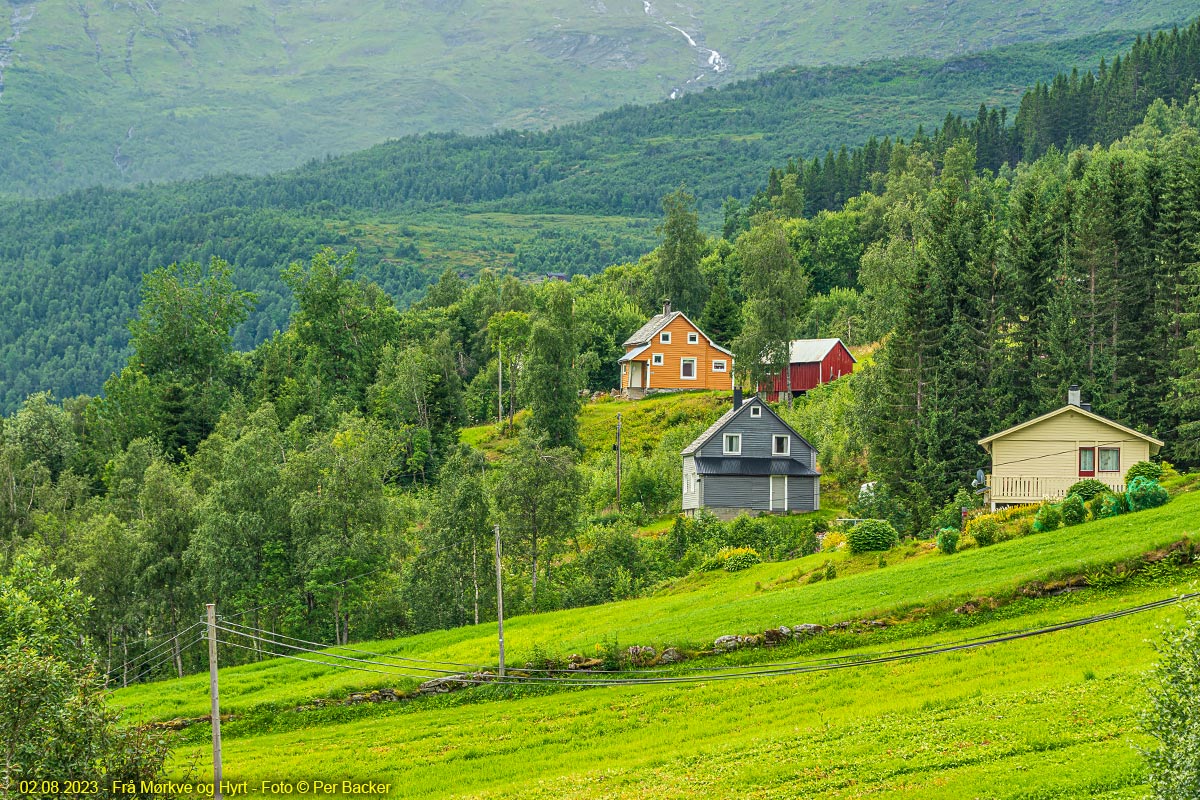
114 491 1200 725
159 580 1191 798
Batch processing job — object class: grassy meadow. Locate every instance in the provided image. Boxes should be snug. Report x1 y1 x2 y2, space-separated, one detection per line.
113 490 1200 797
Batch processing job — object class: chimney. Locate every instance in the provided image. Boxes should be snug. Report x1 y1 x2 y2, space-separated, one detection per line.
1068 385 1081 407
663 300 671 315
733 387 743 409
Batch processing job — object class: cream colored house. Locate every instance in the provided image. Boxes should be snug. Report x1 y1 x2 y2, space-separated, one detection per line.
978 389 1163 510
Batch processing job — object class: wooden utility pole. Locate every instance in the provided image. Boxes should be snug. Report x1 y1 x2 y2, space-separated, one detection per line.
615 412 623 512
206 603 223 799
497 341 504 428
494 524 505 677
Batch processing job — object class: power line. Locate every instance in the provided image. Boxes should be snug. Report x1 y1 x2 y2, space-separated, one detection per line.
209 592 1199 689
108 622 204 679
123 635 206 685
987 427 1178 471
218 619 488 672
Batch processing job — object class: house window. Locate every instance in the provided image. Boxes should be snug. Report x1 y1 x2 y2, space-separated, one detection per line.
660 331 671 344
1098 447 1121 473
687 332 699 344
1079 447 1096 477
712 360 727 372
773 435 790 455
621 364 627 375
681 358 697 380
723 433 741 455
750 406 761 418
652 353 664 366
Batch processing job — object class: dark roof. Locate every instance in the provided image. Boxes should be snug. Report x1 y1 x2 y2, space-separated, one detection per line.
694 457 819 477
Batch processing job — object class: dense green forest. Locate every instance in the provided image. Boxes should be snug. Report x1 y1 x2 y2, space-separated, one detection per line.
3 73 1199 688
2 26 1190 412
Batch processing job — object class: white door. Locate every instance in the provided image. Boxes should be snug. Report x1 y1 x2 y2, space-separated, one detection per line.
630 362 643 388
770 475 787 511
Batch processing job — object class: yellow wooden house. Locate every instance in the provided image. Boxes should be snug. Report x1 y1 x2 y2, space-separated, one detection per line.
978 387 1163 510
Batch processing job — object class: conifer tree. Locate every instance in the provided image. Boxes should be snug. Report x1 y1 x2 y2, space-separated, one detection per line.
651 186 708 317
699 276 741 346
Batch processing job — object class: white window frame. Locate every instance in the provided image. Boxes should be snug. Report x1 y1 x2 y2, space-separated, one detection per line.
723 433 741 455
687 332 699 344
750 406 761 418
660 331 671 344
773 435 790 456
652 353 664 366
680 357 697 380
712 359 727 372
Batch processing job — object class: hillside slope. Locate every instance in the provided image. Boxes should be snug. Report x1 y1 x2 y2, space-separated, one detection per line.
0 30 1158 411
112 492 1200 797
0 0 1193 196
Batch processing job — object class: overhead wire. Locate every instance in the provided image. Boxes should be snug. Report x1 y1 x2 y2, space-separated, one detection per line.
209 592 1199 688
107 621 204 679
124 635 206 685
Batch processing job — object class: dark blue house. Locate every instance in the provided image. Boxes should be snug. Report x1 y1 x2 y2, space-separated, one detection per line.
681 392 820 520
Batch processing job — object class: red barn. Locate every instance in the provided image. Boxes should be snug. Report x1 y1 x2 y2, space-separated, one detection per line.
761 338 856 401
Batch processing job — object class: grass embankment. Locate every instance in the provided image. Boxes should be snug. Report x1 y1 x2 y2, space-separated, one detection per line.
461 390 730 460
156 584 1192 798
116 491 1199 731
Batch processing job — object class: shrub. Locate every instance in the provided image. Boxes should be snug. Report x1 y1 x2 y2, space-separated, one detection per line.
701 547 762 572
1033 502 1062 533
726 515 769 549
1128 476 1170 512
722 548 763 572
822 530 847 552
1060 493 1087 526
1066 478 1109 501
936 527 959 555
1100 491 1130 518
1125 460 1163 485
1140 603 1200 798
847 519 898 554
968 516 1000 546
1086 492 1107 520
928 488 984 536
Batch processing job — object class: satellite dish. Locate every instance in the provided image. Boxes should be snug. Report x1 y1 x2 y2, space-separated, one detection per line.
976 468 986 485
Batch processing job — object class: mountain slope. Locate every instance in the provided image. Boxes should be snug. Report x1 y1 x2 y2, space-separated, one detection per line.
0 29 1152 412
0 0 1194 196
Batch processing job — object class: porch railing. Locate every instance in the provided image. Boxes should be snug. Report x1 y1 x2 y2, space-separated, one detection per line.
989 474 1125 504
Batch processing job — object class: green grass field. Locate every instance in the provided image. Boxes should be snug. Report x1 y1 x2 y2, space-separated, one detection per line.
113 490 1200 797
